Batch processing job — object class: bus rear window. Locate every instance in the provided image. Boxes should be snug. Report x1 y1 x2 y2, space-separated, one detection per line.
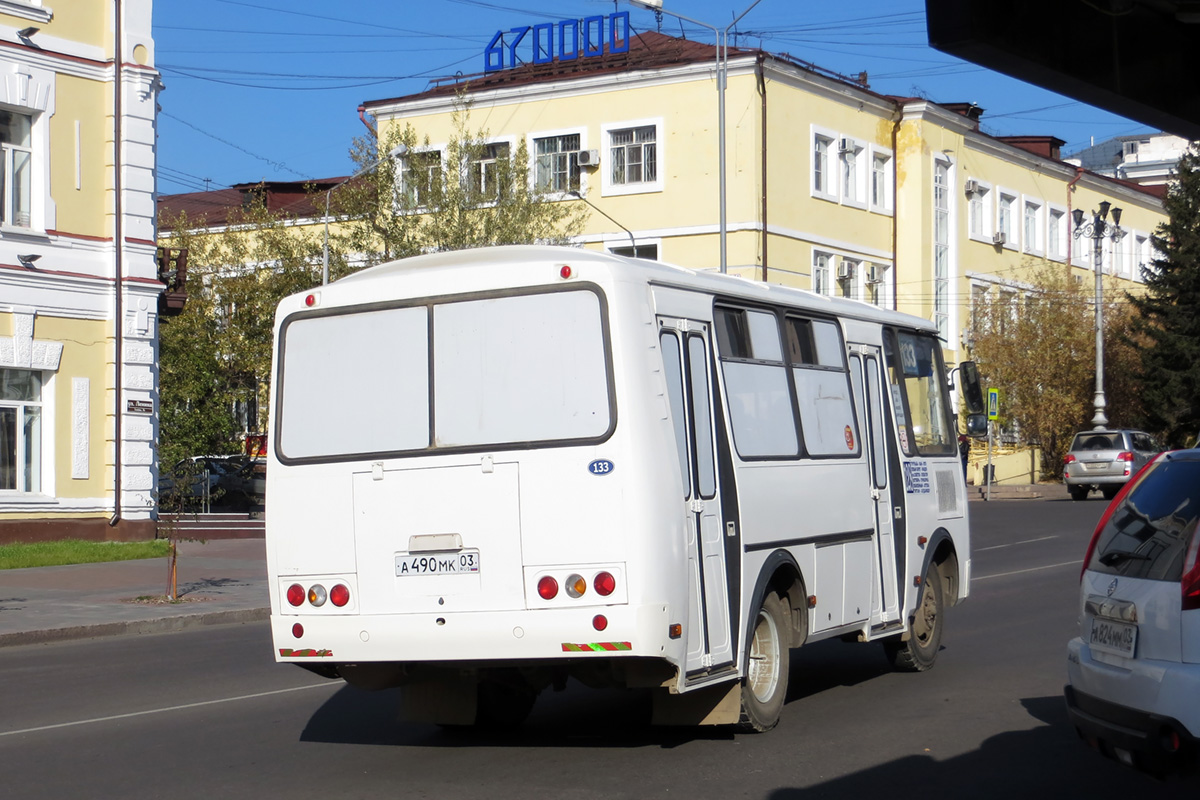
278 288 612 460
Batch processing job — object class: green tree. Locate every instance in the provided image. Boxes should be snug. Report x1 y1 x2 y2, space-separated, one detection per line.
324 99 587 278
970 259 1141 473
1127 144 1200 447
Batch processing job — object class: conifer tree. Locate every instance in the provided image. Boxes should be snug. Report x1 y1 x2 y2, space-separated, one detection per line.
1127 144 1200 446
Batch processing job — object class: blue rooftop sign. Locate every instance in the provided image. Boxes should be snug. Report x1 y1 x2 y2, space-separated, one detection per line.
485 12 630 73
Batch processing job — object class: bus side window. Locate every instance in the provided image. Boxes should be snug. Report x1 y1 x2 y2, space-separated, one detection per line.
660 331 691 499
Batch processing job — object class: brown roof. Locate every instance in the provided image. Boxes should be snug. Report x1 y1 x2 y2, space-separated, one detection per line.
363 30 745 109
158 179 343 230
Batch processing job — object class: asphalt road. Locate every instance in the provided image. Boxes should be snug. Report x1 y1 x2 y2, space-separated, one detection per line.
1 496 1192 798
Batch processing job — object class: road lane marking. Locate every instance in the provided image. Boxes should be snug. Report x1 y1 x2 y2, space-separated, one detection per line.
974 559 1083 581
0 682 337 738
975 535 1058 552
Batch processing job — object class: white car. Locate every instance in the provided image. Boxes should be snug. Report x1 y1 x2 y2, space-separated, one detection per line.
1065 449 1200 776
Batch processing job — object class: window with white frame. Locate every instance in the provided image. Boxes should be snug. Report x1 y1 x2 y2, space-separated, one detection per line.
0 368 42 493
1048 208 1066 260
468 142 510 200
813 250 832 296
0 110 33 229
837 257 859 300
1023 199 1042 254
1134 233 1151 279
970 284 989 339
870 150 892 212
399 150 441 207
865 263 888 307
840 139 866 206
968 182 991 240
813 133 834 198
1113 232 1127 278
933 160 951 341
997 192 1016 246
609 125 656 187
534 133 581 193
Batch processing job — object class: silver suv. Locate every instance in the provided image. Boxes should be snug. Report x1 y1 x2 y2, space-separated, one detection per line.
1065 449 1200 777
1063 429 1161 501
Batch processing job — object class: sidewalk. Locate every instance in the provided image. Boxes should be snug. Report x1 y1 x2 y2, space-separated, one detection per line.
0 538 270 648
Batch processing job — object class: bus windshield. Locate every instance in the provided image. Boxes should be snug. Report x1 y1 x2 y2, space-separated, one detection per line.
276 287 612 461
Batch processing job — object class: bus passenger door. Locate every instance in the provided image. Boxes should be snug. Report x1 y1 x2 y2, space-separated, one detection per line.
659 320 734 675
850 348 901 625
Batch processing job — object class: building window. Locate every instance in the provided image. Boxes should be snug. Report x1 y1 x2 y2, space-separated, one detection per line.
1023 199 1042 254
813 134 833 197
870 151 891 211
0 110 33 229
997 192 1016 245
609 243 658 260
968 184 991 240
535 133 581 193
1048 208 1066 260
841 139 864 205
813 251 832 296
400 150 441 207
0 368 42 493
609 125 656 186
865 263 887 307
933 161 950 341
469 142 510 199
1134 233 1150 279
838 258 859 300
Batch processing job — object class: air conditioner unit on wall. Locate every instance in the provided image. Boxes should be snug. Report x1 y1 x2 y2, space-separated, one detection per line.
837 260 854 279
867 264 883 284
838 137 854 154
577 149 601 167
964 179 980 196
992 232 1007 245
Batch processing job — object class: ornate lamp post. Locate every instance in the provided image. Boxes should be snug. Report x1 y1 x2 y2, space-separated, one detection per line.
1072 200 1123 430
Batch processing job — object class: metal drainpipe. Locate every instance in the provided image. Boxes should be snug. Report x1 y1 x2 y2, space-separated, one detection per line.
110 0 124 527
757 53 768 282
890 110 901 311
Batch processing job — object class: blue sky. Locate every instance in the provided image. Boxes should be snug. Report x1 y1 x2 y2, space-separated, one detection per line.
153 0 1154 196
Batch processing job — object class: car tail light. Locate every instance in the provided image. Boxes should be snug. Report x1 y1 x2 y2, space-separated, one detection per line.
593 571 616 597
307 584 327 607
566 574 587 598
330 584 350 608
1118 451 1134 476
538 575 559 600
1080 453 1168 582
287 583 305 607
1181 523 1200 611
1064 454 1077 465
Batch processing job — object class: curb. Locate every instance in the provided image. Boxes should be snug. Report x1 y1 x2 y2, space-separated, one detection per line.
0 606 270 649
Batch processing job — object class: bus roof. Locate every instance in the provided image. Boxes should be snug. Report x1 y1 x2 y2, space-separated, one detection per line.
323 245 938 335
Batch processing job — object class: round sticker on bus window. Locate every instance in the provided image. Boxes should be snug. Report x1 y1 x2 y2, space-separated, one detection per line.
844 426 855 451
588 459 614 476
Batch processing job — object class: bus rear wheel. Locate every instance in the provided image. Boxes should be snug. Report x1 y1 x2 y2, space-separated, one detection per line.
885 562 943 672
737 592 789 732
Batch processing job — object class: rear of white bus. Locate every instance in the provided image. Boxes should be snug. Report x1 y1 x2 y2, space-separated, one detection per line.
265 250 687 723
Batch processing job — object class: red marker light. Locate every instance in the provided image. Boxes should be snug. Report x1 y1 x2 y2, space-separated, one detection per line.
292 623 304 639
287 584 305 606
560 265 573 279
330 584 350 608
594 571 616 596
592 614 608 631
538 575 559 600
304 293 318 307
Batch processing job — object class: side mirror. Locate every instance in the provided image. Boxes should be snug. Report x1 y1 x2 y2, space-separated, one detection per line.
958 360 985 415
966 413 988 438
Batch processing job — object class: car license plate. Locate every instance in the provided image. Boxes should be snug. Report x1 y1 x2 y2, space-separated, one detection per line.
1089 617 1137 657
396 549 480 577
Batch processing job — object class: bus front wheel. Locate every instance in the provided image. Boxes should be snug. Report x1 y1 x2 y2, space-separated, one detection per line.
885 562 943 672
738 592 789 732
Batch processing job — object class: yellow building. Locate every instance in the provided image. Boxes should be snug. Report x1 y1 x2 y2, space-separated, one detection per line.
362 29 1165 368
0 1 163 542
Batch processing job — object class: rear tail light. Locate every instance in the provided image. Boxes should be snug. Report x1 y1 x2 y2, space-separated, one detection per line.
593 571 616 596
307 584 328 607
1080 453 1168 582
1118 451 1134 476
1181 522 1200 611
537 576 559 600
286 583 305 607
566 574 587 598
1064 454 1077 465
330 584 351 608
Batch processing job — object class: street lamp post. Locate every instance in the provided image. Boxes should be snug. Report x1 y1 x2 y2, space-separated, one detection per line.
1072 200 1123 430
322 143 408 286
630 0 763 273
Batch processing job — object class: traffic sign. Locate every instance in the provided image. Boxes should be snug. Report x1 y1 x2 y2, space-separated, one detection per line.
987 388 1000 420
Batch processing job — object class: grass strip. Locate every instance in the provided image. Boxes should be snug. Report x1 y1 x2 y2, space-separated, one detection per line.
0 539 171 570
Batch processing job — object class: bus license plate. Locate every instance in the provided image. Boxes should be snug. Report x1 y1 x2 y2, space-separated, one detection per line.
396 549 480 577
1089 617 1137 657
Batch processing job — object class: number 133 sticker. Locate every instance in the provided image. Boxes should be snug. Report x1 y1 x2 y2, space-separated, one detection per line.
588 459 615 475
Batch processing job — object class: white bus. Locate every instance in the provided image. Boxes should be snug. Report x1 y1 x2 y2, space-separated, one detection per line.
267 245 983 731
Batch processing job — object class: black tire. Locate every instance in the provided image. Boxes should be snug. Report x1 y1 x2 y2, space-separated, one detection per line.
1101 486 1120 501
885 562 944 672
1069 486 1089 501
475 679 538 729
737 592 790 732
